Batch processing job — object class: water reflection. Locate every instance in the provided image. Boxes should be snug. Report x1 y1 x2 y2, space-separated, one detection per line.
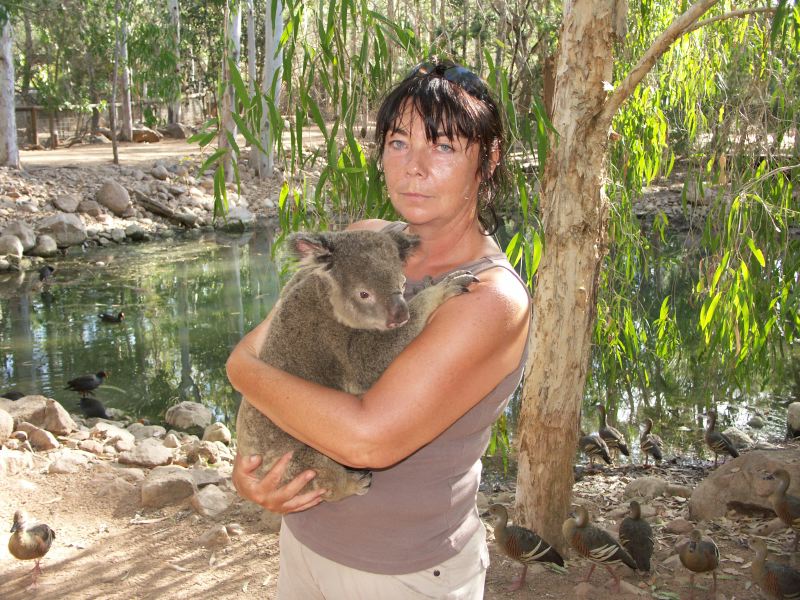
0 228 282 427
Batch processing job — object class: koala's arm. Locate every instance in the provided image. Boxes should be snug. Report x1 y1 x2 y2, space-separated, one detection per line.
227 269 530 469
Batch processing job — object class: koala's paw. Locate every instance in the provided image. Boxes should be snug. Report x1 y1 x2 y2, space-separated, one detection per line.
438 270 479 298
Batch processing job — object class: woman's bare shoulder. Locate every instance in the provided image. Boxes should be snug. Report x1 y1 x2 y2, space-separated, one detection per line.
346 219 393 232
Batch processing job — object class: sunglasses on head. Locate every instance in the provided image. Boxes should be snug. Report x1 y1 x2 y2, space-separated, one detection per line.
406 61 490 101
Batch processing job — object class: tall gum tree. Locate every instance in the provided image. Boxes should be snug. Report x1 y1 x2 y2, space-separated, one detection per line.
0 16 18 169
515 0 725 551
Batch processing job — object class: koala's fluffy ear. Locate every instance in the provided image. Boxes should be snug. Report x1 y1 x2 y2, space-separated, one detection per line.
289 233 335 268
388 231 421 263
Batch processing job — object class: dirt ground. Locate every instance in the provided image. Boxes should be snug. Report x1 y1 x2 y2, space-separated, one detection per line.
0 140 783 598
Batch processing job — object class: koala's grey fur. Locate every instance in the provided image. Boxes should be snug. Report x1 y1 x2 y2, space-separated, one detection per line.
235 229 476 502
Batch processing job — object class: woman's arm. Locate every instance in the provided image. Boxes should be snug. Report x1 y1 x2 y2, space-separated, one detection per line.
226 267 529 469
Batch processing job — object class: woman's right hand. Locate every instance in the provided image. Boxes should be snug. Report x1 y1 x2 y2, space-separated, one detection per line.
232 451 327 514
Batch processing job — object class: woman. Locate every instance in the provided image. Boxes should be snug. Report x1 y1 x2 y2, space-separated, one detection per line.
227 60 530 599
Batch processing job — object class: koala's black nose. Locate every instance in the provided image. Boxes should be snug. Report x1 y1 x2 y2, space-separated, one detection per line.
386 296 410 329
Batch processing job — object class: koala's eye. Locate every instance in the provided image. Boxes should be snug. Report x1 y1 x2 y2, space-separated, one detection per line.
359 291 370 299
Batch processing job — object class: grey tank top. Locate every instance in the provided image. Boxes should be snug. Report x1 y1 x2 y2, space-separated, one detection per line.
284 222 530 575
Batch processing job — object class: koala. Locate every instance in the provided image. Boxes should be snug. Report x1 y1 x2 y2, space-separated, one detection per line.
235 229 477 502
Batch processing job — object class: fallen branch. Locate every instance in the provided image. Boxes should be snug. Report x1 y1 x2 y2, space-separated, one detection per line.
131 188 198 228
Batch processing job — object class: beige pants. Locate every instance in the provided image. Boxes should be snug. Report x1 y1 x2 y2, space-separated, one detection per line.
277 521 489 599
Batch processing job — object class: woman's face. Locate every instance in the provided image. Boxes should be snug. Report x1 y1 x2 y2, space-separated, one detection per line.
382 106 483 228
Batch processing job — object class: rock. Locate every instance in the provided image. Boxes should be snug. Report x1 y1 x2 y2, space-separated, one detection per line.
161 123 189 139
37 213 87 247
185 439 222 464
722 426 752 449
2 222 36 252
94 475 137 499
77 199 103 216
664 517 695 534
118 438 174 467
95 180 132 216
0 409 13 443
190 484 234 517
31 234 58 257
78 439 106 455
165 401 213 431
90 422 136 451
48 448 91 473
197 524 230 548
0 395 47 427
689 449 800 520
16 422 60 450
748 415 765 429
163 432 181 448
0 234 23 258
140 465 197 508
624 476 668 500
52 194 81 212
190 466 226 488
665 484 693 499
126 422 167 440
0 447 34 474
787 402 800 437
151 165 170 180
43 399 77 435
124 223 148 242
132 127 163 143
202 422 231 445
110 228 126 243
223 206 255 230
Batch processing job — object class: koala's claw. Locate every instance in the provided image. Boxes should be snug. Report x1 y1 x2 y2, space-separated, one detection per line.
441 270 479 293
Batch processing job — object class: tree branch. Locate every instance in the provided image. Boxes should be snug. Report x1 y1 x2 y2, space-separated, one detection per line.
600 0 720 125
686 7 777 35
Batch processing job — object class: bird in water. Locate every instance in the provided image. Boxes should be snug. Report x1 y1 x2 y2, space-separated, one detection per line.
98 311 125 323
596 403 630 461
563 505 636 591
704 409 739 466
80 396 110 419
678 529 720 600
639 417 664 466
579 430 612 468
487 504 564 591
750 537 800 599
1 390 25 400
65 370 108 398
767 469 800 551
8 510 56 588
619 500 654 572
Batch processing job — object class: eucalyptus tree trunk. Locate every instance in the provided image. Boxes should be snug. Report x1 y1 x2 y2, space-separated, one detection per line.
252 0 283 180
246 0 259 167
515 0 720 552
21 13 33 96
119 17 133 141
0 18 18 169
167 0 182 124
110 0 121 164
220 1 242 181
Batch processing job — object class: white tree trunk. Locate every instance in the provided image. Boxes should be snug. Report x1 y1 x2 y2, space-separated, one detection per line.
119 18 133 141
515 0 720 552
0 18 19 169
168 0 182 124
247 0 258 167
220 2 242 181
252 0 283 180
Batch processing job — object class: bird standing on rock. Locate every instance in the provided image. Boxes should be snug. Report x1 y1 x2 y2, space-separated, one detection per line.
639 417 664 466
65 370 107 398
579 430 612 467
487 504 565 591
597 403 630 461
619 500 654 572
8 510 56 587
678 529 719 600
98 311 125 323
768 469 800 551
704 409 739 467
750 537 800 599
562 505 636 592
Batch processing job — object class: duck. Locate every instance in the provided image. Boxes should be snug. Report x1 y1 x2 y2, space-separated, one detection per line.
639 417 664 466
618 500 654 572
596 404 630 460
750 537 800 598
562 505 636 591
79 396 110 419
678 529 719 600
579 430 612 467
768 469 800 551
98 311 125 323
8 510 56 587
704 409 739 466
1 390 25 400
65 370 108 398
487 504 565 591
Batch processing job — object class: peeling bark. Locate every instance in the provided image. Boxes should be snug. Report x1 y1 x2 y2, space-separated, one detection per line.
0 18 18 169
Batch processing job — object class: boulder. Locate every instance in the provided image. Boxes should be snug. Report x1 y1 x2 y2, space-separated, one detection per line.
77 199 103 217
90 422 136 451
37 213 87 247
689 449 800 520
165 401 213 431
16 422 59 450
189 466 226 488
202 422 232 445
31 234 58 257
0 395 47 427
0 234 23 258
0 408 13 443
2 222 36 252
190 484 234 517
118 438 174 467
722 426 752 449
126 422 167 440
161 123 189 139
788 402 800 437
624 476 668 500
48 449 91 473
43 399 77 435
132 127 163 143
140 465 197 508
96 180 132 216
52 194 81 213
151 165 170 180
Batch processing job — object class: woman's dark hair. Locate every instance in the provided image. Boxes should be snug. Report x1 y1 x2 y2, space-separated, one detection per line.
375 61 509 235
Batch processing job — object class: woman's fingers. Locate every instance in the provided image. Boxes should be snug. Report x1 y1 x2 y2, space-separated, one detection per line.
232 451 327 513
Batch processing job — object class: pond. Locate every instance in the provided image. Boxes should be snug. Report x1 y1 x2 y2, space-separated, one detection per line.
0 225 794 464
